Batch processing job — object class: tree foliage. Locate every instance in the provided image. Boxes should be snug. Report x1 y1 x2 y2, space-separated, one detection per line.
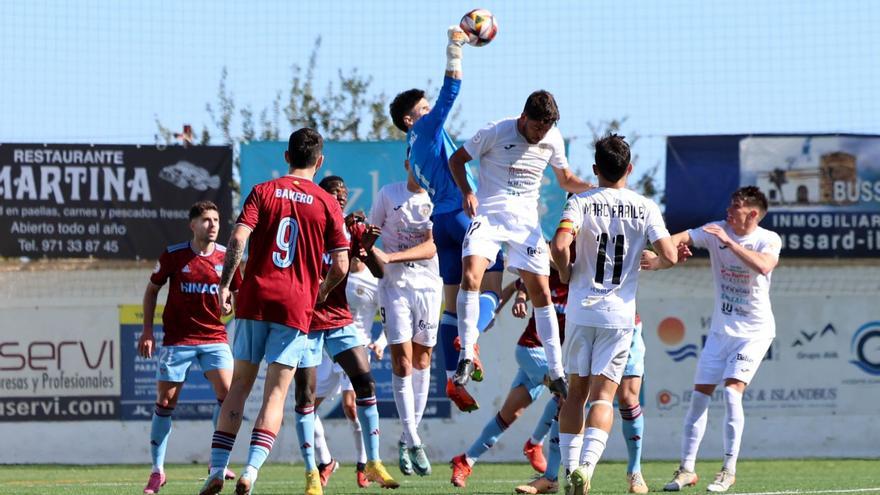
586 117 663 203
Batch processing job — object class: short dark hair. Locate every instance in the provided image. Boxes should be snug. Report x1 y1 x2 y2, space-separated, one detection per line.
389 89 426 132
594 133 631 182
189 200 218 220
318 175 345 193
287 127 324 169
732 186 769 212
523 90 560 124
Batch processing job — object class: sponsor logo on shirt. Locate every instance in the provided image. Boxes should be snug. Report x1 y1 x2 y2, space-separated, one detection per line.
181 264 191 273
180 282 220 294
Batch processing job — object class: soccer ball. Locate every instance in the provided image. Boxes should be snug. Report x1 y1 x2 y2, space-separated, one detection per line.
459 8 497 47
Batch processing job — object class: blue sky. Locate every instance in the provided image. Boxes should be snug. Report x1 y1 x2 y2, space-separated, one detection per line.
2 0 878 190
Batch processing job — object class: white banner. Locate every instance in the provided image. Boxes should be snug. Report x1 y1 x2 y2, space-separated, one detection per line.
642 294 880 419
0 306 120 421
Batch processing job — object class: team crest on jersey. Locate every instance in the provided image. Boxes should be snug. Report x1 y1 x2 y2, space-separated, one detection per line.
152 261 161 273
214 264 223 275
419 203 432 218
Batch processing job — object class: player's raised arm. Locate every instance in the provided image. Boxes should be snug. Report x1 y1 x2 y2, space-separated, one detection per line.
445 25 467 80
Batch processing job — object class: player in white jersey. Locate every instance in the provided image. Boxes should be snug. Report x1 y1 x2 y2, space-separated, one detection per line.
448 90 592 398
368 164 442 477
551 134 678 495
648 186 781 494
312 222 387 489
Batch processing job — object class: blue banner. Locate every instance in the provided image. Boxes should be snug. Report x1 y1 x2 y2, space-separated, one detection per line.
665 135 880 257
240 140 570 238
119 305 221 420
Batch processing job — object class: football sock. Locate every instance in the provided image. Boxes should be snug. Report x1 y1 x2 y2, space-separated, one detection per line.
295 405 317 471
534 305 564 379
531 398 557 445
150 403 174 472
579 427 609 477
313 414 332 466
559 432 583 476
412 366 431 427
392 373 420 447
245 428 276 471
209 430 236 473
722 387 744 474
355 396 381 461
457 290 480 361
476 291 499 332
620 404 644 474
349 416 367 465
465 412 510 465
681 390 711 472
545 419 561 481
439 311 458 379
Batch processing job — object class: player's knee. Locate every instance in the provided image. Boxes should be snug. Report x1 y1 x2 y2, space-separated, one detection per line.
391 353 412 376
156 395 177 409
349 371 376 398
460 269 482 291
295 383 316 408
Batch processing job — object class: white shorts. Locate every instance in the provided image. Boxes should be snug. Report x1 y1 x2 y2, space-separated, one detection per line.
461 212 550 276
562 321 633 383
379 283 441 347
694 333 773 386
315 349 349 398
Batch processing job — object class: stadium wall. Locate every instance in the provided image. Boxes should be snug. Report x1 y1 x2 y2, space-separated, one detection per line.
1 262 878 464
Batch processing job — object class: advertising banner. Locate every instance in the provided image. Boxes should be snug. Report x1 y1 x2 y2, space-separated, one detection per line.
0 144 232 259
641 294 880 419
0 306 120 421
240 140 570 239
119 305 224 420
665 134 880 257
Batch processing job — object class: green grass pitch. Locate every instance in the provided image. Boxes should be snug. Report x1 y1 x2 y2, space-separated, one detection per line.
1 460 878 494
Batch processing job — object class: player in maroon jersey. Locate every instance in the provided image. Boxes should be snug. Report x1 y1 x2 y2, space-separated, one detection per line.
294 175 399 490
200 128 349 495
138 200 242 494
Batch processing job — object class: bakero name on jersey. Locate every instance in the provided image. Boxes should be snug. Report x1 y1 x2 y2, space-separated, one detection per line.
274 188 314 203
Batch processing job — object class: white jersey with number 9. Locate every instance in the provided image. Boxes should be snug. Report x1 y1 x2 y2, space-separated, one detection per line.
560 187 670 329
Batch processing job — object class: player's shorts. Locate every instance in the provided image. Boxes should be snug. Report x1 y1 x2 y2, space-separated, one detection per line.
462 211 549 276
432 208 504 285
156 343 233 383
694 333 773 386
380 283 441 347
315 349 353 398
323 324 364 359
233 319 323 368
510 345 549 402
562 321 633 383
623 322 646 378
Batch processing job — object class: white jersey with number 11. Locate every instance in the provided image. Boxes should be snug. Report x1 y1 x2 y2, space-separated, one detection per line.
561 187 670 329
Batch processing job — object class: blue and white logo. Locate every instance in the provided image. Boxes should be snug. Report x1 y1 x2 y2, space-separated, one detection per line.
850 321 880 376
